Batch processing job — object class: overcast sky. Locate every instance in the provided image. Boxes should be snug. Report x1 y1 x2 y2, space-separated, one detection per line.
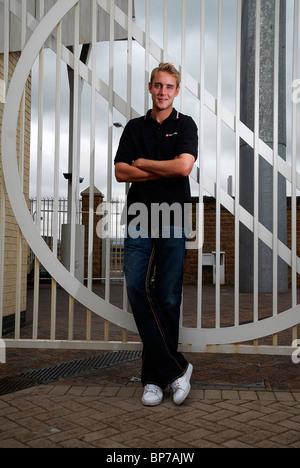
29 0 300 201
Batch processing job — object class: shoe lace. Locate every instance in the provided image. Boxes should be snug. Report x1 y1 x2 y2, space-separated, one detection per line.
146 384 159 394
171 379 182 392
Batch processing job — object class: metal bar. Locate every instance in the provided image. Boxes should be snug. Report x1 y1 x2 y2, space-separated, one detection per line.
18 0 26 183
127 0 133 122
14 229 22 340
32 1 45 341
197 0 206 329
53 22 62 248
13 232 21 338
180 0 186 327
291 0 299 358
35 2 44 225
253 0 261 323
68 295 74 341
0 0 10 338
144 0 150 114
234 0 242 326
68 2 81 341
291 0 299 309
50 279 57 340
86 0 97 340
272 0 280 321
4 339 142 352
32 255 40 340
180 0 186 114
215 0 223 328
1 338 296 356
50 21 62 341
206 344 297 356
106 0 115 298
86 0 98 341
163 0 168 62
70 2 80 278
3 0 9 87
121 0 134 332
0 182 4 338
45 198 48 237
104 0 116 339
14 0 28 340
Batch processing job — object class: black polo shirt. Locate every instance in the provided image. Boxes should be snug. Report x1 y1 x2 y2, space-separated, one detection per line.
114 108 198 229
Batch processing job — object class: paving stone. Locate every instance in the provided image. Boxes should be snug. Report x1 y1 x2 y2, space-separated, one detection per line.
2 342 300 448
1 382 300 448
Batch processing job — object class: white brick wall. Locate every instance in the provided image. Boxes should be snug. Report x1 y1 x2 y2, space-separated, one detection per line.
0 52 31 319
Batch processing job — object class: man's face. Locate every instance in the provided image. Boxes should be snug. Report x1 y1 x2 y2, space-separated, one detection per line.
149 71 180 113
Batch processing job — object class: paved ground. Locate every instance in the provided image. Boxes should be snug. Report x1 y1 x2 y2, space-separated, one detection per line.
1 350 300 448
1 284 300 448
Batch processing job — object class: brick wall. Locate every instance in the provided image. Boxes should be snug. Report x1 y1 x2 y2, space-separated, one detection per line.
0 52 31 329
81 187 104 279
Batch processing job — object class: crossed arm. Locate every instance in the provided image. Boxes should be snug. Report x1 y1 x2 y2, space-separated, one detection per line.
115 154 195 184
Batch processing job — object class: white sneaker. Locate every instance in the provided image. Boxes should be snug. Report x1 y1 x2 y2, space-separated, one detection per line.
142 384 164 407
171 364 193 406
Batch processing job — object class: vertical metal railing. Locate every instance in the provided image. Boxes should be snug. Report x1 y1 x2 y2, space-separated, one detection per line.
86 0 97 342
291 0 299 347
292 0 299 310
215 0 223 329
272 1 280 350
197 0 205 329
32 0 45 341
0 0 9 338
234 0 242 327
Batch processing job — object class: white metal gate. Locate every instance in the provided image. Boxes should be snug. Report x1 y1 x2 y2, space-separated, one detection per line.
1 0 300 355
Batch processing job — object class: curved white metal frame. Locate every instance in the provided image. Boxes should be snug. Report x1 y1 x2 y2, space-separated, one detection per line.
1 0 300 352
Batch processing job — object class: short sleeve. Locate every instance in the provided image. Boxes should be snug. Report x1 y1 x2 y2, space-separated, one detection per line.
176 116 198 161
114 122 135 166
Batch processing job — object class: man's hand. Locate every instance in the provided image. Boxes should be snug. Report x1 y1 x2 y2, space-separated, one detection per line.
115 162 161 184
115 154 195 184
132 154 195 179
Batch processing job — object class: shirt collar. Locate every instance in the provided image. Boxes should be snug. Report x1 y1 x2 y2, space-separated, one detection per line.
145 108 180 122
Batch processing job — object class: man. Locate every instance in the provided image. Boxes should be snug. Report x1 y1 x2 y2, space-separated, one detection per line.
114 63 198 406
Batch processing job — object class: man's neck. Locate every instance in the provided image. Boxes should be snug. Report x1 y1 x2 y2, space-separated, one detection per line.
151 107 173 124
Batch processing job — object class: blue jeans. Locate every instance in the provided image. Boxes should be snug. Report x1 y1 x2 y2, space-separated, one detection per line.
124 226 189 389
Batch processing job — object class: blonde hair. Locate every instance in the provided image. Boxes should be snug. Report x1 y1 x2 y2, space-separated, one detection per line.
150 63 181 89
